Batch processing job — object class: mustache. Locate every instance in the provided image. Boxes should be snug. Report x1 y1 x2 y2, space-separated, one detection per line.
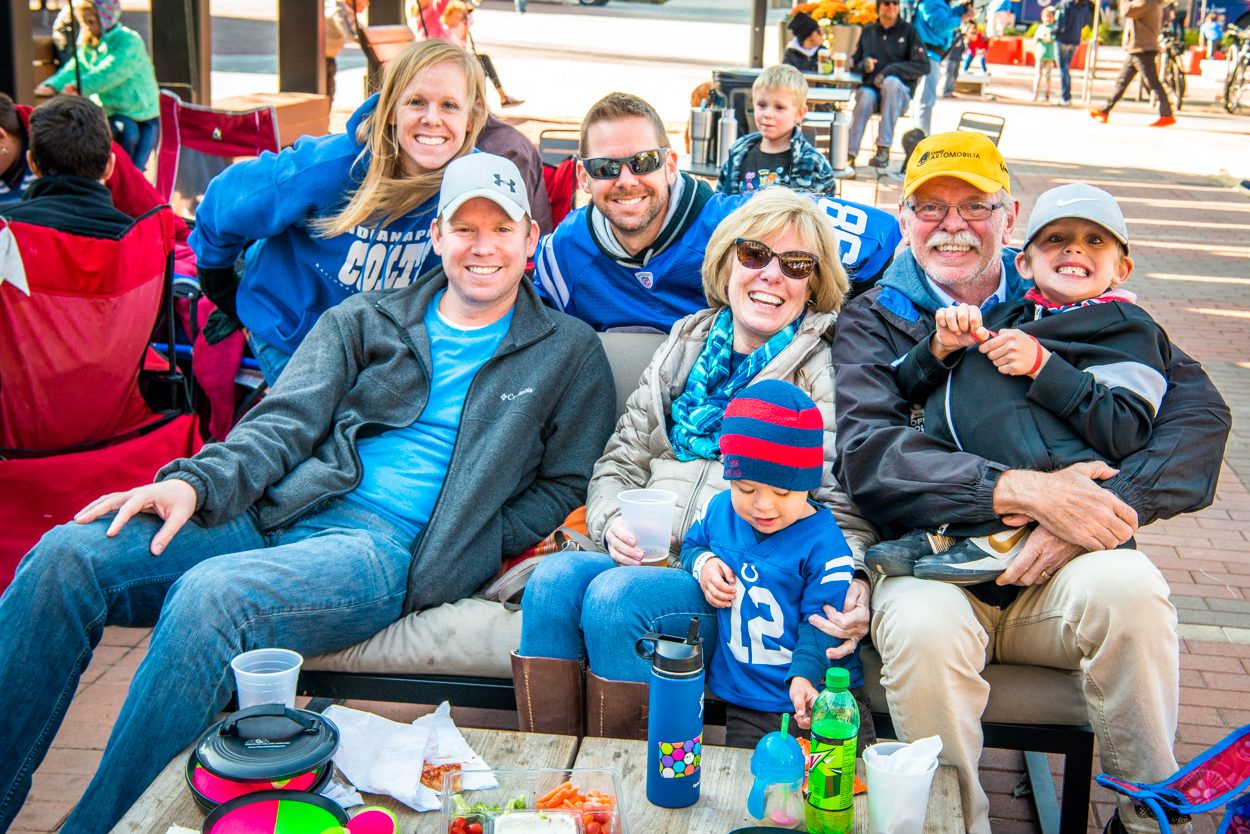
925 230 981 250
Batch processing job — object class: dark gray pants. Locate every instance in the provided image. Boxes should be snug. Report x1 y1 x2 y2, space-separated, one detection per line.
1104 50 1173 117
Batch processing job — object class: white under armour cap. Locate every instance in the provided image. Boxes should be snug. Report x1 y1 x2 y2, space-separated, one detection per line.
437 152 530 222
1025 182 1129 252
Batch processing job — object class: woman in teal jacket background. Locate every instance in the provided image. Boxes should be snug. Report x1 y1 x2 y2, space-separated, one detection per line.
37 0 160 170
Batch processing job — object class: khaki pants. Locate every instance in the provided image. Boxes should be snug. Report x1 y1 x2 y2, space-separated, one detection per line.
871 550 1181 833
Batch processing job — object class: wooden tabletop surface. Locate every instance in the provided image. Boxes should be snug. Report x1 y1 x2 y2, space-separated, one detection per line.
113 729 962 834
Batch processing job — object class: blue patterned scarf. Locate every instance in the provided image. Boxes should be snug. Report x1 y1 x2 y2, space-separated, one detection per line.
668 308 802 461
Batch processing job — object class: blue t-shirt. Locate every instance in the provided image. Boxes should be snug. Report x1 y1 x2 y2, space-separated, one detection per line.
345 290 513 535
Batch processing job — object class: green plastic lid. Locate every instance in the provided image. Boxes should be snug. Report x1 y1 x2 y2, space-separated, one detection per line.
825 667 850 690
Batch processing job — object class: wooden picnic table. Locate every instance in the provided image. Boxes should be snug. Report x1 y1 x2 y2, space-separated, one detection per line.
113 728 963 834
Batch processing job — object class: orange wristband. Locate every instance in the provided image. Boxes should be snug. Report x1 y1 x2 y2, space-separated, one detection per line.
1026 335 1045 375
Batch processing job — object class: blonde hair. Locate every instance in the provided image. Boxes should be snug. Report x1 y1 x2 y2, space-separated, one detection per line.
73 1 101 45
314 40 487 238
703 188 849 314
752 64 808 109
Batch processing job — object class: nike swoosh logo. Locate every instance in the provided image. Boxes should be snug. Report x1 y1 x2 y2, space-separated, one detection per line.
988 528 1029 553
1055 197 1097 206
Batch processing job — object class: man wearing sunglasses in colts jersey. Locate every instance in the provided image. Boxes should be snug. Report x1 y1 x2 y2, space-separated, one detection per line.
533 92 903 333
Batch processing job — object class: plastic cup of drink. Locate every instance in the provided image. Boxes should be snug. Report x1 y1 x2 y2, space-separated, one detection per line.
230 648 304 708
864 741 939 834
618 489 678 567
833 52 848 72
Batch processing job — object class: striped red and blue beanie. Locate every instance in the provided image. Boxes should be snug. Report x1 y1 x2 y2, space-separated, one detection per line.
719 380 824 492
91 0 122 30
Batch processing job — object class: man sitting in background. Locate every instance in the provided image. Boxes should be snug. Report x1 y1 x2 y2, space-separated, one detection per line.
0 95 131 237
846 0 929 170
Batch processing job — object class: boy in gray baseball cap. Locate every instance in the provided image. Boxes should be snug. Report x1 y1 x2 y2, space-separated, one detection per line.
864 182 1177 587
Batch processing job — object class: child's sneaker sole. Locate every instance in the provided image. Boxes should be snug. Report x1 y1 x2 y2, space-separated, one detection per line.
865 529 955 577
913 528 1031 584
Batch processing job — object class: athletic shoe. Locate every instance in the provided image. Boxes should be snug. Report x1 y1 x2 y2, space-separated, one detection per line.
913 527 1032 584
865 529 955 577
1150 115 1176 127
500 95 525 108
869 146 891 168
1089 109 1108 123
847 155 857 170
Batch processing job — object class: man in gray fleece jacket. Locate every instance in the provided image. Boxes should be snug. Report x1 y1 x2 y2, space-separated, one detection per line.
0 154 616 832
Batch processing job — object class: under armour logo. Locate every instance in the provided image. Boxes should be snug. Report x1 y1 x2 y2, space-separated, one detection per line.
493 174 517 192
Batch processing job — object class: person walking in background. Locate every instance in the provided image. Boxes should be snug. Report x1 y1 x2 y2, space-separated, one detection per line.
941 22 966 96
35 0 160 172
912 0 974 135
408 0 524 107
846 0 929 168
324 0 367 103
1091 0 1175 126
1201 12 1224 57
1032 6 1059 101
1052 0 1093 105
987 0 1016 36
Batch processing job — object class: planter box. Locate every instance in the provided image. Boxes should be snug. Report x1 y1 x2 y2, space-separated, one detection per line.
212 92 330 148
987 35 1025 65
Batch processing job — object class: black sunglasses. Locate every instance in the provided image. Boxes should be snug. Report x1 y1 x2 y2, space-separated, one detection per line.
581 148 669 180
734 238 819 280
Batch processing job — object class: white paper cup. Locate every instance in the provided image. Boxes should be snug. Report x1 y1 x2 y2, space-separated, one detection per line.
833 51 848 71
864 741 939 834
617 489 678 566
230 648 304 708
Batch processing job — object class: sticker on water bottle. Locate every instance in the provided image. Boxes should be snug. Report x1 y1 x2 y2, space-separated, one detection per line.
657 734 702 778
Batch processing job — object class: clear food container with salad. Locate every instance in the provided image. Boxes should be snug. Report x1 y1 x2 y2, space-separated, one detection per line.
442 767 627 834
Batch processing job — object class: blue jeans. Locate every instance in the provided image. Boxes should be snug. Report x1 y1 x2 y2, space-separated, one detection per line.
942 47 964 95
110 115 160 173
1057 42 1078 103
914 55 942 136
519 551 716 682
963 51 987 72
848 76 913 155
0 498 414 833
247 330 293 386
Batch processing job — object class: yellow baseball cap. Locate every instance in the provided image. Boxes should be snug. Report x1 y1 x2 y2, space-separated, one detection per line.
902 132 1011 200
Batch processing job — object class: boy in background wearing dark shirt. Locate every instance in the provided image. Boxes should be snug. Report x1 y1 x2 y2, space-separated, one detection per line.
716 65 835 196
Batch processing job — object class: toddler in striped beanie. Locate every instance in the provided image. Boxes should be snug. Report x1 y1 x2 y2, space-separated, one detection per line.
680 380 868 748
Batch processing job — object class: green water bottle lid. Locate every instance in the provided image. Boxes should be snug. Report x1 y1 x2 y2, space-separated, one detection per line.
825 667 850 690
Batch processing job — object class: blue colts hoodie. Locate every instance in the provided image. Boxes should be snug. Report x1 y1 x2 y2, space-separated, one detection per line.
190 95 442 356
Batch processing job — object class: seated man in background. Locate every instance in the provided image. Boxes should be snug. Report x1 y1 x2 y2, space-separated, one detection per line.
0 95 131 236
846 0 929 170
534 92 900 331
0 153 616 834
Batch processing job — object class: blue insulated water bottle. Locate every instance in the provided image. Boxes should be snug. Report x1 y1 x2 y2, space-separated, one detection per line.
635 617 704 809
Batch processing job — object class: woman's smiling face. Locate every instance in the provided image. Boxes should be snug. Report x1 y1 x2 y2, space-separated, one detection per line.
391 60 470 176
727 230 813 353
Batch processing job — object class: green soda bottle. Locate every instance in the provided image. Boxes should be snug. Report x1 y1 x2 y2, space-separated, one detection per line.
804 667 859 834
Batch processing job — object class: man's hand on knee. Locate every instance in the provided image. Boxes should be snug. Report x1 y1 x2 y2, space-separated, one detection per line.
997 526 1081 586
993 462 1138 551
75 480 198 555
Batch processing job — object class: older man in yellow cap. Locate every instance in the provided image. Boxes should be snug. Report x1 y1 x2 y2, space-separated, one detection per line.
827 131 1229 834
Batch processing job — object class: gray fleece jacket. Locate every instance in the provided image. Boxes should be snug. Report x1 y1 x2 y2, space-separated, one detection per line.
158 270 616 614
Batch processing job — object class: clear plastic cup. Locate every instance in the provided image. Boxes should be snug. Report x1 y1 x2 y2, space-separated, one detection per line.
230 648 304 708
617 489 678 566
864 741 939 834
833 51 848 72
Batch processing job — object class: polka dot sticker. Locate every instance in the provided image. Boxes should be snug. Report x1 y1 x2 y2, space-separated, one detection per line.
657 734 702 779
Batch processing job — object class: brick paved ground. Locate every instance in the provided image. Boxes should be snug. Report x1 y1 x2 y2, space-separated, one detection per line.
10 56 1250 834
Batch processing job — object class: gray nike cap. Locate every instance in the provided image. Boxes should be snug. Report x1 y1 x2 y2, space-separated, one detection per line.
1025 182 1129 252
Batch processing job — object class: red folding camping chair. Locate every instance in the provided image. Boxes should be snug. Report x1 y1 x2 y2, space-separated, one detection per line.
154 91 281 441
0 206 202 593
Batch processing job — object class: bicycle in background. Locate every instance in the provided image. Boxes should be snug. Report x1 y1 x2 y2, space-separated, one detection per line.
1223 25 1250 114
1157 29 1188 111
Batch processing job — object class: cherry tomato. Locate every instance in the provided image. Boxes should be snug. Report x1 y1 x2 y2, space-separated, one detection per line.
585 822 601 834
466 824 483 834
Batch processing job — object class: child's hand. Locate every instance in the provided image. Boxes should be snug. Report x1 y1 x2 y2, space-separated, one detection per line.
790 677 819 729
931 303 989 359
698 556 737 608
980 328 1050 377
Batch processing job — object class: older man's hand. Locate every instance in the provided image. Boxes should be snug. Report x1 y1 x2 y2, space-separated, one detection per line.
810 577 871 660
997 526 1082 586
994 462 1138 551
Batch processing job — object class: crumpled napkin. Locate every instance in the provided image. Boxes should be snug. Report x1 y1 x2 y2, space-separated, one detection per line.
864 735 942 775
324 702 496 812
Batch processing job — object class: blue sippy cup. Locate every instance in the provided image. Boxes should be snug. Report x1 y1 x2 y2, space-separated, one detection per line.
747 714 806 828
